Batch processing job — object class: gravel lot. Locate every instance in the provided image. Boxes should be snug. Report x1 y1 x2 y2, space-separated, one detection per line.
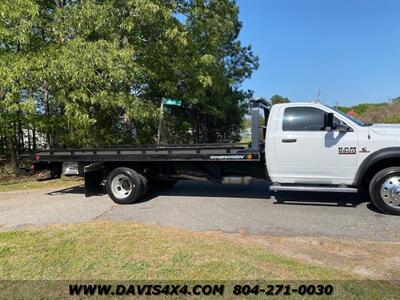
0 180 399 242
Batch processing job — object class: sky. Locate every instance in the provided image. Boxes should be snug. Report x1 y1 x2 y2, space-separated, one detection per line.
237 0 400 106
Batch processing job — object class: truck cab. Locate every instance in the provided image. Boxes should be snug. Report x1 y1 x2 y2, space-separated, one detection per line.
263 102 400 215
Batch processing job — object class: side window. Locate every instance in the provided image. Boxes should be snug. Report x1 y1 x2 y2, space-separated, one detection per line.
283 107 326 131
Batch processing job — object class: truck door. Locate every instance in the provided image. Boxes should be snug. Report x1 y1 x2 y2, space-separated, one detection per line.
271 105 359 185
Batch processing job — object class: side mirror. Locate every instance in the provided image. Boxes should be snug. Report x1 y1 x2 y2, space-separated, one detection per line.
324 113 334 131
336 124 353 132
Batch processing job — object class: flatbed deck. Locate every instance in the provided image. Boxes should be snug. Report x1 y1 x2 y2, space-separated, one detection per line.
34 143 262 163
29 98 271 204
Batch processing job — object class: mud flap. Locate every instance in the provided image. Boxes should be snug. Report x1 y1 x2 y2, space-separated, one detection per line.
84 163 104 197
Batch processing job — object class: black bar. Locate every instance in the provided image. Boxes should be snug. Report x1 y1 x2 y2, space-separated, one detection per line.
36 153 261 163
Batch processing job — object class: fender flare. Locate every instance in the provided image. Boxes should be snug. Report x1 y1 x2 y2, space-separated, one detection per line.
353 147 400 186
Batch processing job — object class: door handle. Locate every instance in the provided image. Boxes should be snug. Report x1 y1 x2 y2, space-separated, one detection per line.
282 138 297 143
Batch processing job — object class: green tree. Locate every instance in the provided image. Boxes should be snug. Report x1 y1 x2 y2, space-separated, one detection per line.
335 106 351 113
392 97 400 103
1 0 259 167
0 0 41 171
141 0 259 143
271 95 290 105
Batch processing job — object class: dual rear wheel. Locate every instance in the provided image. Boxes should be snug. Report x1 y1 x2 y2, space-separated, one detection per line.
106 167 176 204
106 168 148 204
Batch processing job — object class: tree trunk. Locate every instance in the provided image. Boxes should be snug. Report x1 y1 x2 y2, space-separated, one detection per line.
43 81 54 148
27 128 31 151
0 134 4 154
46 132 51 149
119 5 130 49
54 0 65 9
32 128 37 151
124 114 133 145
18 121 24 151
8 136 17 174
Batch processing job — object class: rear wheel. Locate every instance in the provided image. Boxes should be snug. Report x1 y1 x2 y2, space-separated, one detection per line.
369 167 400 215
137 173 149 198
50 164 62 179
106 168 143 204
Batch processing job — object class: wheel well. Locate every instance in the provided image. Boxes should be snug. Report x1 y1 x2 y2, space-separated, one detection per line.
361 158 400 189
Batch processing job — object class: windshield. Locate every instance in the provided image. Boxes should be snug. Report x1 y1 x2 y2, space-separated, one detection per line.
329 106 367 127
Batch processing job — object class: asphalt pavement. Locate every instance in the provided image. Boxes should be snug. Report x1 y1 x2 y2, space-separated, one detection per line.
0 180 399 242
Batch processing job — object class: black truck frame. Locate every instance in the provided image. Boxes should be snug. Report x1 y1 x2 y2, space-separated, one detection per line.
32 99 270 203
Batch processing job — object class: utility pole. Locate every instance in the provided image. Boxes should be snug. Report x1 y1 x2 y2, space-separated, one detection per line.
317 89 321 103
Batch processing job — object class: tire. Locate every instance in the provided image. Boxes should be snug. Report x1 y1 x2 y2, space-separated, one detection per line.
137 173 149 198
369 167 400 215
106 167 143 204
50 166 62 179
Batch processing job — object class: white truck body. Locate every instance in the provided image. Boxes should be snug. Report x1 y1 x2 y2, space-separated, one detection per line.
33 100 400 214
265 103 400 186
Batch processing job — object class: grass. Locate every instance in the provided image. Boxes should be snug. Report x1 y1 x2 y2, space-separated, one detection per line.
0 177 82 193
240 135 252 144
0 222 398 298
0 222 340 280
0 161 82 193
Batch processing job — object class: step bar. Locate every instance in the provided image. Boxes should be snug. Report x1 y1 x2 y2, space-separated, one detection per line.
269 185 358 193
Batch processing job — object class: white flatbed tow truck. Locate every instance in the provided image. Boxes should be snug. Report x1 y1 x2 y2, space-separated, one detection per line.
33 99 400 215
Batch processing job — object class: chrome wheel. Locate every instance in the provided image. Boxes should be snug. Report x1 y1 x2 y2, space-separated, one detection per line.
380 176 400 208
111 174 134 199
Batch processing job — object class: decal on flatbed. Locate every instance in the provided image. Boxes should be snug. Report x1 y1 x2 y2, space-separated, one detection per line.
210 155 245 160
338 147 357 155
209 154 256 160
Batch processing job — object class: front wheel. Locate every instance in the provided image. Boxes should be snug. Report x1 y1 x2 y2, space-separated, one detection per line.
369 167 400 215
106 167 143 204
